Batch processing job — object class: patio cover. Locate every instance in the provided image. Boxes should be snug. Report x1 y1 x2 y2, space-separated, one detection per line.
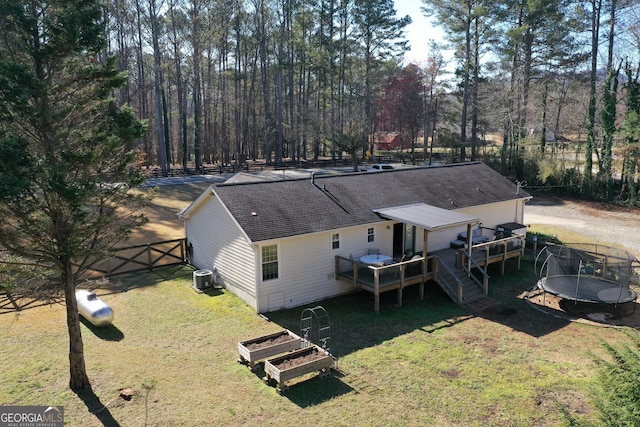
373 203 479 231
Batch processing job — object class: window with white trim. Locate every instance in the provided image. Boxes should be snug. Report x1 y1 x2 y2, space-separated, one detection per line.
261 244 279 281
367 227 375 243
331 233 340 250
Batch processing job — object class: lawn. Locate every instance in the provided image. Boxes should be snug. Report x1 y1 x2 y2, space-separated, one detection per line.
2 182 637 427
1 248 637 426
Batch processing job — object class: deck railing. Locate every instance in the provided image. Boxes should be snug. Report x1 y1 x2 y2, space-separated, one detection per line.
335 255 434 312
463 234 526 275
457 251 490 293
336 236 525 311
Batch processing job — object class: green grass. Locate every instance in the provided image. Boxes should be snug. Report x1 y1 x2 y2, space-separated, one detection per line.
0 257 637 426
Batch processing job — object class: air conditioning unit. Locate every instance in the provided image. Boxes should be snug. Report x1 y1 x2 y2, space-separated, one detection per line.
193 269 214 291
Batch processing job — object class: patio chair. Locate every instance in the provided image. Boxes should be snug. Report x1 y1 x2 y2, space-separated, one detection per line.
400 249 414 262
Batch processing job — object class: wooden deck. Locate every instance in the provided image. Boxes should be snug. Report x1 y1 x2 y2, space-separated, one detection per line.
465 237 525 274
335 235 525 312
335 256 436 312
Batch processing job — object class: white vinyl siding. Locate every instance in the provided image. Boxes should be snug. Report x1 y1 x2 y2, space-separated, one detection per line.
458 201 525 234
184 195 257 309
257 223 392 312
184 192 525 313
423 201 526 252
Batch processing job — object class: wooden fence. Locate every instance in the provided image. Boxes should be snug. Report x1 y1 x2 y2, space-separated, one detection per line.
0 239 188 312
86 238 188 278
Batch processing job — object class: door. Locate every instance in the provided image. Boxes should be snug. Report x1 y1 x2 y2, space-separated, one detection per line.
392 223 416 258
392 223 404 258
404 224 416 255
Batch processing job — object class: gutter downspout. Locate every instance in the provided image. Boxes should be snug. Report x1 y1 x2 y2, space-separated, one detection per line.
466 223 473 272
253 243 262 313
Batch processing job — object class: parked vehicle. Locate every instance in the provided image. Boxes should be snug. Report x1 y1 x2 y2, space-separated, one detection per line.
369 164 394 170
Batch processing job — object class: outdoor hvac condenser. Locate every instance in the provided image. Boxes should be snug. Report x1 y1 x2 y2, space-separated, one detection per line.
193 269 214 291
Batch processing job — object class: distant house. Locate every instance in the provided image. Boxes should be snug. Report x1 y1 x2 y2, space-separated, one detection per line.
179 162 532 313
372 132 409 151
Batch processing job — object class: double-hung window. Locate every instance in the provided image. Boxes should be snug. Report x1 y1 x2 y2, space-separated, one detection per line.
331 233 340 250
367 227 375 243
261 244 279 281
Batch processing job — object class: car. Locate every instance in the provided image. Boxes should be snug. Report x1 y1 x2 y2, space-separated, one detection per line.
370 164 394 170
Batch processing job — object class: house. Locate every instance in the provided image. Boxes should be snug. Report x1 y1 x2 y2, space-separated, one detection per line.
372 132 409 151
179 162 532 313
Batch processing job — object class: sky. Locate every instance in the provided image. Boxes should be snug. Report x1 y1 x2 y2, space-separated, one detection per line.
393 0 452 66
393 0 438 64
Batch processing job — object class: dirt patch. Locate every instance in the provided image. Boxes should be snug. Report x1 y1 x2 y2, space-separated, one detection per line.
244 333 297 350
526 289 640 328
126 183 212 246
271 348 327 370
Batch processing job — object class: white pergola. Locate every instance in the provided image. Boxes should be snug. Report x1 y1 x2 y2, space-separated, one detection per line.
374 202 480 258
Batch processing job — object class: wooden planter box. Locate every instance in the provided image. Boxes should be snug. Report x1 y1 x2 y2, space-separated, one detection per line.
237 330 302 370
263 345 334 393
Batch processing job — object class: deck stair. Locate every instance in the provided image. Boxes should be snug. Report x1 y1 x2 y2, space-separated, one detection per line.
335 239 524 311
435 252 488 305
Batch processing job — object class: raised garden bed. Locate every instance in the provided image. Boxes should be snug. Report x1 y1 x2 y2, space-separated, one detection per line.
237 330 302 370
263 344 334 393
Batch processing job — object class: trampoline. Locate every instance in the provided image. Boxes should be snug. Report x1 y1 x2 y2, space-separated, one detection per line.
534 243 638 306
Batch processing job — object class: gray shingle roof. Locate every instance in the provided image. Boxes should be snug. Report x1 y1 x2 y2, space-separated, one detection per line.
207 162 531 242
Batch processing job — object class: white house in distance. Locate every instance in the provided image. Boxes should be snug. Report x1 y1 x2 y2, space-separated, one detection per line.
179 162 532 313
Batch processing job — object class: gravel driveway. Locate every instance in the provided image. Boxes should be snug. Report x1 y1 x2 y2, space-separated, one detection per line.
523 195 640 259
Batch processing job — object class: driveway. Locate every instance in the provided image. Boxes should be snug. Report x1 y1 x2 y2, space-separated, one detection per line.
524 195 640 259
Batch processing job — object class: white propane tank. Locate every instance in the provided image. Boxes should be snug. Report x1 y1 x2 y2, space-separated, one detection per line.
76 289 114 327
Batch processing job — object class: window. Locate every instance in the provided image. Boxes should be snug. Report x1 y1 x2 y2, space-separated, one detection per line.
405 224 415 253
261 244 278 281
331 233 340 250
367 227 375 243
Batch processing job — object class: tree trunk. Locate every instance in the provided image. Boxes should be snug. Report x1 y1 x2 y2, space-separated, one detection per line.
540 80 548 153
168 7 187 171
162 89 171 165
470 16 480 161
134 0 150 167
257 0 274 164
191 0 203 169
584 0 602 197
63 262 90 390
149 0 167 175
459 4 472 162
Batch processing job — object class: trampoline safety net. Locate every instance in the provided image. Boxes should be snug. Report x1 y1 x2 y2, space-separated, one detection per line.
535 243 638 304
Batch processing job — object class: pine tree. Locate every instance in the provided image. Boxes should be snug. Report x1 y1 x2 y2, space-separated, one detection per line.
0 0 148 390
592 333 640 426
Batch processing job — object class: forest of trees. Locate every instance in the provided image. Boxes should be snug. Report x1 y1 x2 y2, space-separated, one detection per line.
1 0 640 396
104 0 640 203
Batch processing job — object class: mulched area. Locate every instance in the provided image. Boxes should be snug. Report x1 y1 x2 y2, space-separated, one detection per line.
525 288 640 328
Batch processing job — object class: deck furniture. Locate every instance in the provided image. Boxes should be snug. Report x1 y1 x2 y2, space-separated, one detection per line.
359 254 392 266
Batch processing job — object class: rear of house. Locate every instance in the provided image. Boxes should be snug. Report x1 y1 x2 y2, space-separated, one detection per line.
180 162 531 313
